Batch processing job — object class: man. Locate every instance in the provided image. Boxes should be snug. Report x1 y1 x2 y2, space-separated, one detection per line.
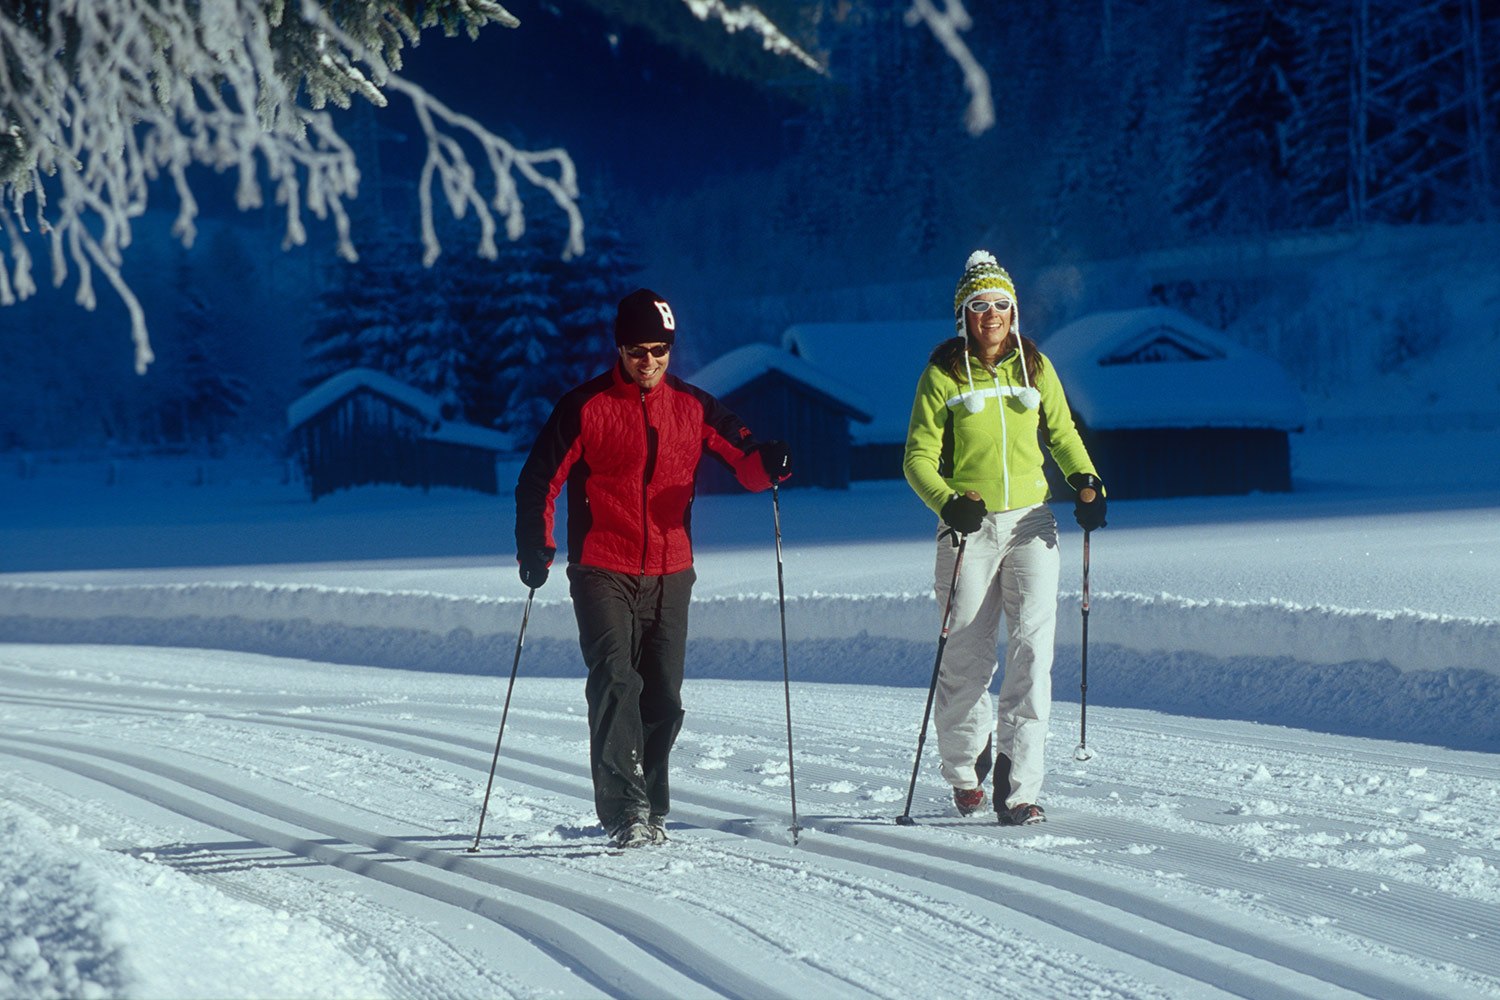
514 287 791 849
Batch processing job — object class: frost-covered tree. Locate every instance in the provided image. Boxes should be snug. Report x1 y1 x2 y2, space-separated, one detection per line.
1 0 580 375
553 216 642 390
485 238 561 438
1178 0 1316 235
306 222 421 386
2 0 992 377
137 254 252 447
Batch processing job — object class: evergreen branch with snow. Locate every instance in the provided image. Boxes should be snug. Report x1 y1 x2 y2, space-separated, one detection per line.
0 0 571 374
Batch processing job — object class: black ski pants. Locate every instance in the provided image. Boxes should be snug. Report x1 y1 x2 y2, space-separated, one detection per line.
568 564 694 830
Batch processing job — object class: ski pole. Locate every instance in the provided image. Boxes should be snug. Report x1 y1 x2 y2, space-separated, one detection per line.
770 480 802 844
1074 529 1095 762
467 587 536 853
896 528 969 826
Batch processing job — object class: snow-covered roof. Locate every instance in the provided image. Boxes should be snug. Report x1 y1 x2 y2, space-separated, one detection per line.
286 368 512 452
781 321 956 444
426 421 514 452
1040 307 1305 431
690 343 874 423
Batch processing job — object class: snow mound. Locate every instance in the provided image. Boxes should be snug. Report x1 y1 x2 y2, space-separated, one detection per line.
2 580 1497 751
0 802 386 999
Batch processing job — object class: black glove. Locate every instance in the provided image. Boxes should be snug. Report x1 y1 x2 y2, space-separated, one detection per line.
940 492 987 534
517 546 555 589
1068 473 1107 531
758 440 792 482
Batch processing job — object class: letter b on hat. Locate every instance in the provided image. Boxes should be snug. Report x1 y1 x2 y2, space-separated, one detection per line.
615 287 678 346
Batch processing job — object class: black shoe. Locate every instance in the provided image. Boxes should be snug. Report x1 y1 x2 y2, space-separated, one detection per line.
609 817 653 848
998 802 1046 826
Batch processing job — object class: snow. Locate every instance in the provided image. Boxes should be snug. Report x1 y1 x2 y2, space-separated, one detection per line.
1039 307 1306 431
782 320 958 444
287 369 448 431
2 425 1500 997
286 368 512 451
689 343 874 423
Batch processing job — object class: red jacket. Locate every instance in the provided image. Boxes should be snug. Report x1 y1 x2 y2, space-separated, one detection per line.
516 363 773 576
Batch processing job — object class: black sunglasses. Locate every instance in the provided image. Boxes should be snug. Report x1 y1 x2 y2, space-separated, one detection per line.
622 344 671 359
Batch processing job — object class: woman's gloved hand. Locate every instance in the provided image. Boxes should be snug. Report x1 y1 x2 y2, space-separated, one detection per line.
940 491 987 534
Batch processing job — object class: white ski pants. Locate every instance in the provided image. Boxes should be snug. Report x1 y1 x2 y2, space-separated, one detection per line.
931 503 1060 808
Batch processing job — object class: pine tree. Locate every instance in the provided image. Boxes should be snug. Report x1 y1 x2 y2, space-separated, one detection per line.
152 254 251 448
1178 0 1316 235
306 222 421 387
486 239 562 439
554 214 643 390
1284 5 1355 227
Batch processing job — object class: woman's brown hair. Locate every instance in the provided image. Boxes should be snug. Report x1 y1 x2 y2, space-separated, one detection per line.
928 334 1045 386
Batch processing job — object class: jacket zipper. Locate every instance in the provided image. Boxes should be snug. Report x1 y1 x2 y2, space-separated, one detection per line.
979 358 1012 510
638 387 651 576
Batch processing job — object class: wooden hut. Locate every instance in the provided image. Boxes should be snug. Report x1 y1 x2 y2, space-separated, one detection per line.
1040 307 1305 498
689 344 873 491
287 369 511 500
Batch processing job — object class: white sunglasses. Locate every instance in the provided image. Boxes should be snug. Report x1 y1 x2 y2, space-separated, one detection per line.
966 298 1012 314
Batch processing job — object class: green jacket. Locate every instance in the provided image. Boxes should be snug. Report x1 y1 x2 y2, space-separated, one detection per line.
903 340 1097 516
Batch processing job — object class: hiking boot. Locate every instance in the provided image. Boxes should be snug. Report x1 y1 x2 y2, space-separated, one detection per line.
646 815 669 845
952 786 986 816
609 817 653 849
998 802 1046 826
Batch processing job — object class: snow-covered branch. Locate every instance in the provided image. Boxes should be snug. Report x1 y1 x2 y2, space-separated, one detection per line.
904 0 994 136
0 0 573 373
302 5 582 268
678 0 825 73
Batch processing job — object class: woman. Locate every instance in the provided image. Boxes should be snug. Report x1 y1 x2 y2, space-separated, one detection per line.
902 251 1107 826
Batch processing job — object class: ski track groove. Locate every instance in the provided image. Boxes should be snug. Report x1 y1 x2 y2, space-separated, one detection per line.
5 695 1473 1000
1104 714 1500 782
0 763 585 1000
0 700 1204 1000
252 704 1500 988
4 692 1176 999
0 732 871 1000
0 781 530 1000
4 662 1499 998
0 742 652 1000
1030 810 1500 973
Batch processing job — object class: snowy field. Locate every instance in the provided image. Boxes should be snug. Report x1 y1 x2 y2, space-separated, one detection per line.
2 430 1499 999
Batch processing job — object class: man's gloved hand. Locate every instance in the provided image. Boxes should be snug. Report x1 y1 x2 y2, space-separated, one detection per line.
517 546 555 589
940 491 987 534
1068 473 1107 531
758 440 792 482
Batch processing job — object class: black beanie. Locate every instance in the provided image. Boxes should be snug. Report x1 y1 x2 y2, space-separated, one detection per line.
614 288 677 346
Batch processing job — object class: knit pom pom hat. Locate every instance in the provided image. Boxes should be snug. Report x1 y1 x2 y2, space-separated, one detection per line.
953 250 1018 327
615 288 678 346
952 250 1039 412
